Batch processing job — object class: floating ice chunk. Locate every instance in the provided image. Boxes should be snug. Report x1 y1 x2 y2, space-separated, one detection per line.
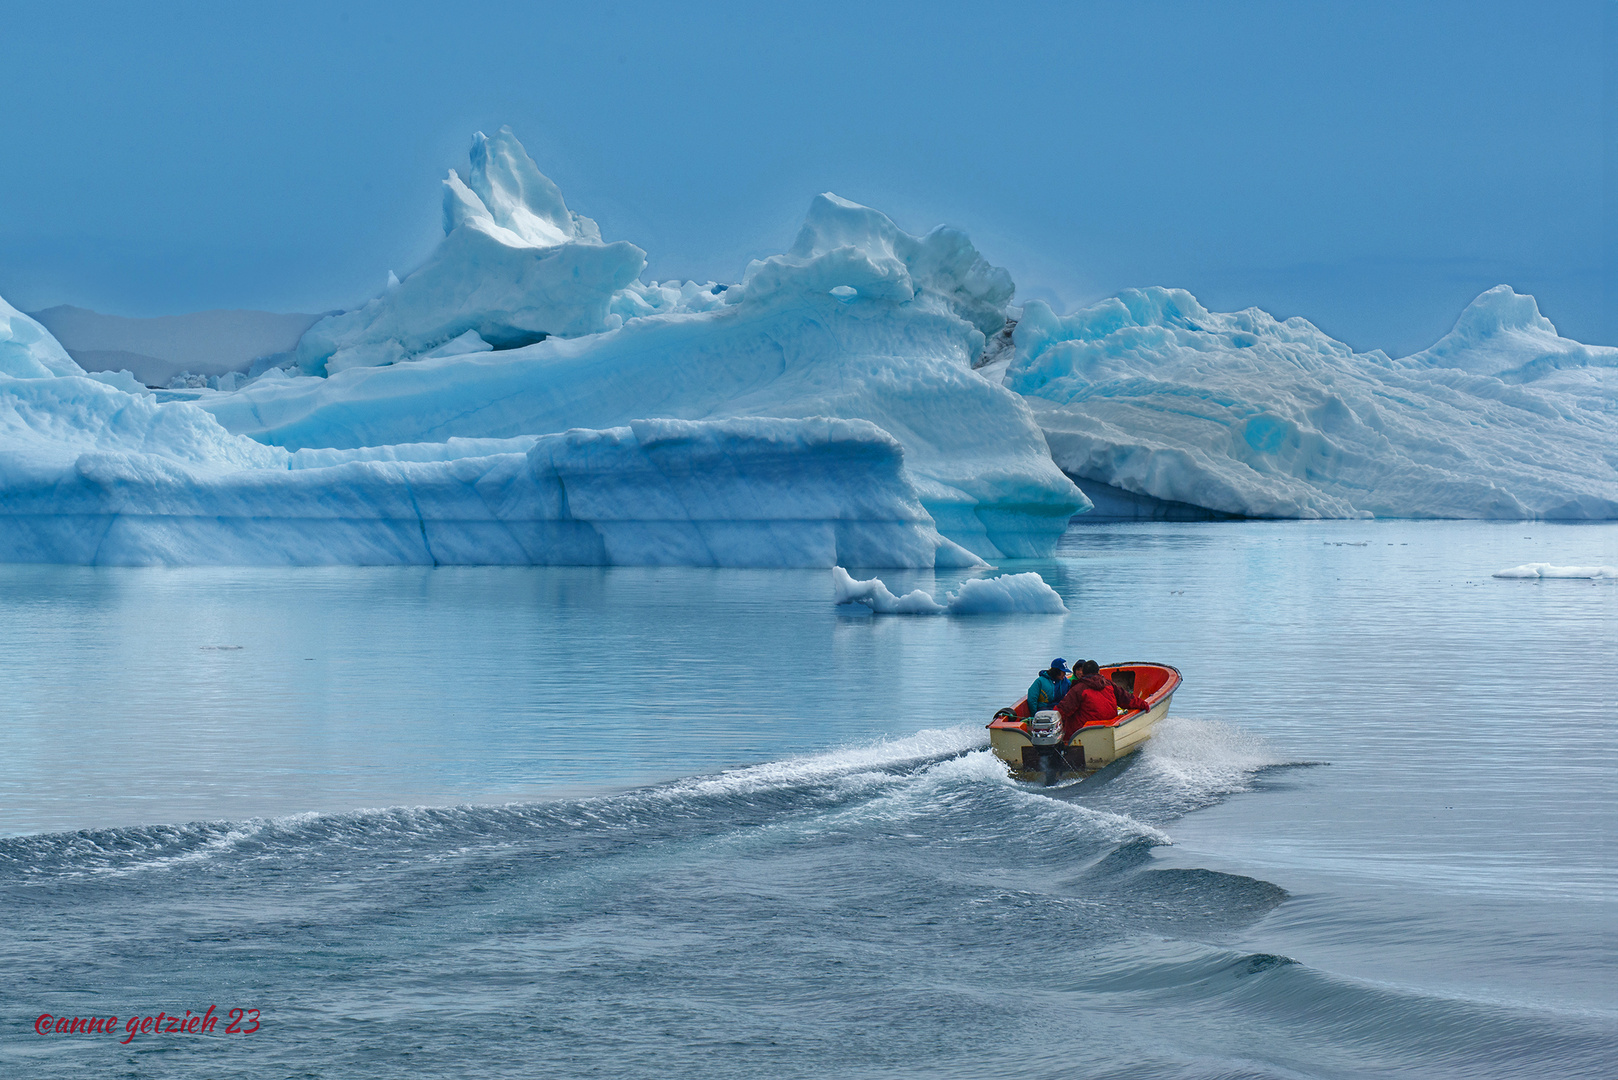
832 566 1067 615
1492 563 1617 579
832 566 949 613
947 572 1070 614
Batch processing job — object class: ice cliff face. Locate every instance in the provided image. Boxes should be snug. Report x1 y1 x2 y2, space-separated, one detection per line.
0 406 979 567
1004 286 1617 520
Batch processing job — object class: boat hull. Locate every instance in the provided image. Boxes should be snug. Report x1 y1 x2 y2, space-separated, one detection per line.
987 662 1181 780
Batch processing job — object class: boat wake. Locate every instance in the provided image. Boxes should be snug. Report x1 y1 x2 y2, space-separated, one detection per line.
0 718 1293 884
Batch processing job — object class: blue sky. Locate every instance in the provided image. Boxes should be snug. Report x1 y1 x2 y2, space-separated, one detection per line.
0 0 1610 355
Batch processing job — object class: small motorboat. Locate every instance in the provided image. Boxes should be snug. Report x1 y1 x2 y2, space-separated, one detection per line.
987 662 1182 783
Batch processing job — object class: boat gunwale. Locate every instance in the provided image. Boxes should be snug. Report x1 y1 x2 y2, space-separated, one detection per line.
987 662 1183 733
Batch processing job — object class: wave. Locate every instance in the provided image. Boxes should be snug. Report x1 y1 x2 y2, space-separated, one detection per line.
0 726 997 879
1068 942 1618 1079
0 718 1285 887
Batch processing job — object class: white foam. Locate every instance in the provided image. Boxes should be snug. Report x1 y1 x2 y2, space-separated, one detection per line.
831 566 1068 615
807 745 1171 846
628 724 989 806
1138 716 1288 800
80 821 267 879
1492 563 1617 579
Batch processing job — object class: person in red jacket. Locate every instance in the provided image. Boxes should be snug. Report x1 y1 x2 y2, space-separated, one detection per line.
1054 661 1149 743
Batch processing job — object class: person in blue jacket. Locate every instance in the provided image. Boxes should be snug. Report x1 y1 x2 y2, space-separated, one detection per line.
1027 658 1072 714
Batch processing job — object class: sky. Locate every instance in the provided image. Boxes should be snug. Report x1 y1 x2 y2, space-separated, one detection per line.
0 0 1611 356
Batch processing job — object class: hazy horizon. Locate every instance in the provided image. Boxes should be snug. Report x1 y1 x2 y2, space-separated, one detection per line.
1 0 1611 357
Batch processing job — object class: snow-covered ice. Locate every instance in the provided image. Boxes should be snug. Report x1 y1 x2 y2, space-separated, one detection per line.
1003 286 1617 520
1492 563 1617 579
1 124 1614 570
831 566 1067 615
294 127 648 376
2 297 98 380
201 133 1087 559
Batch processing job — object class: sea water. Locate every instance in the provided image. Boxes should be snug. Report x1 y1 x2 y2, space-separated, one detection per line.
1 520 1613 1078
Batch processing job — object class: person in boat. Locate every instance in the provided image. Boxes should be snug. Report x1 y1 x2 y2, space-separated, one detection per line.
1026 659 1071 715
1054 660 1149 743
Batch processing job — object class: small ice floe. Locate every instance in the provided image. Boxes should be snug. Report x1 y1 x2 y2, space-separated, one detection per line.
832 566 1068 615
1492 563 1617 580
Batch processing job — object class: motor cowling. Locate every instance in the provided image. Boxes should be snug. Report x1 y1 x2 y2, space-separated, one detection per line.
1029 710 1061 746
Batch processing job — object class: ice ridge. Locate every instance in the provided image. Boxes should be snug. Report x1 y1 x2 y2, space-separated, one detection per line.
1004 286 1617 520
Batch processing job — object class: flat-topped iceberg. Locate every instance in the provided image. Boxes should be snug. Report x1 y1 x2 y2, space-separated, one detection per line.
0 375 981 566
1001 285 1617 520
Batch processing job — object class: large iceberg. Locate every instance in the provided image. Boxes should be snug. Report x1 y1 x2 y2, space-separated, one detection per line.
1 130 1085 565
4 124 1613 570
0 359 980 566
3 289 981 568
199 132 1086 558
999 286 1617 519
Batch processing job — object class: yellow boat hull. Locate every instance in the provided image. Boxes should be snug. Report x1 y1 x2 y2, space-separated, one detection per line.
986 662 1181 779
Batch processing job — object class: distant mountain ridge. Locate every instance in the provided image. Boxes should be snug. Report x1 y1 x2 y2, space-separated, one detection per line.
28 305 326 386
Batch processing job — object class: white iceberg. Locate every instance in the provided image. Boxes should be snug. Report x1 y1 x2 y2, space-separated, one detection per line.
6 123 1613 573
199 132 1086 559
1492 563 1617 580
295 127 648 376
0 377 981 566
1001 285 1617 520
0 127 1078 566
831 565 1067 615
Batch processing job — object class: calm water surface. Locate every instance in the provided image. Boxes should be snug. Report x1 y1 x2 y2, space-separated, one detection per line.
1 520 1614 1078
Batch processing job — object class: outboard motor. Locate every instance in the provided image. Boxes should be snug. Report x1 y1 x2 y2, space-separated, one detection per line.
1029 710 1064 786
1029 710 1061 747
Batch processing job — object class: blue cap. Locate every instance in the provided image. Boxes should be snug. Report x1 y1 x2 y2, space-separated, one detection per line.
1050 658 1070 673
